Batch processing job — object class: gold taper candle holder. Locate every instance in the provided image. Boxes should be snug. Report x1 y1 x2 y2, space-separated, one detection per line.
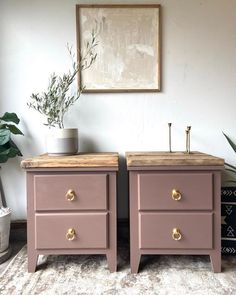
185 126 191 153
168 123 172 153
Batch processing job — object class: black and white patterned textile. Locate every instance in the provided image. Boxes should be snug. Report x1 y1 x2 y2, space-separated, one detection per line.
221 187 236 255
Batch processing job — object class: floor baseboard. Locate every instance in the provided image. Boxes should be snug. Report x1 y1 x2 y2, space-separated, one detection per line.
10 221 27 242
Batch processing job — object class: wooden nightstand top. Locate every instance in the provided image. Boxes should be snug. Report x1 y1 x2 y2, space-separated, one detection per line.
126 151 224 168
21 152 119 169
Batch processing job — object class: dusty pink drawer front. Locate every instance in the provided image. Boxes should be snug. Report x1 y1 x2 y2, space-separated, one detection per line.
34 174 108 211
139 212 213 249
35 213 108 249
138 173 213 210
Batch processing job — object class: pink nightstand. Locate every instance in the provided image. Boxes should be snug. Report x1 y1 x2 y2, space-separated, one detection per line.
21 153 118 272
126 151 224 273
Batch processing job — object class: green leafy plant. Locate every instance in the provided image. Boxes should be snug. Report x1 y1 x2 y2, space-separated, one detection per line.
0 112 23 164
223 132 236 180
28 32 98 129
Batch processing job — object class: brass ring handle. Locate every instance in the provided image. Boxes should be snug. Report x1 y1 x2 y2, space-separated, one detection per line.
66 189 76 201
172 228 182 241
66 228 76 241
172 189 182 201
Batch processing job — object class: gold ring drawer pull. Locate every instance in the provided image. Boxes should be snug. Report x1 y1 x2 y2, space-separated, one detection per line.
66 228 76 241
172 228 182 241
172 189 182 201
66 189 76 201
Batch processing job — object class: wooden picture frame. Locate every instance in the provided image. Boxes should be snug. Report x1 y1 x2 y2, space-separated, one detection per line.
76 4 161 93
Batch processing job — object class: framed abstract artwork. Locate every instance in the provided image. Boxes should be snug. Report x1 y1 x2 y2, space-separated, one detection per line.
76 4 161 92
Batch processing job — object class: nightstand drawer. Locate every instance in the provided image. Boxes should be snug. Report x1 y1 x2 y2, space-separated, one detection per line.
139 212 213 249
35 213 108 249
138 173 213 210
34 174 108 211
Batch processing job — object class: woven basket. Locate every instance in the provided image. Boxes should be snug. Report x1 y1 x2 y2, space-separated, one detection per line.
0 211 11 253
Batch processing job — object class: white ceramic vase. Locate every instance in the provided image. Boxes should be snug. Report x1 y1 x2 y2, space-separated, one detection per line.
46 128 78 156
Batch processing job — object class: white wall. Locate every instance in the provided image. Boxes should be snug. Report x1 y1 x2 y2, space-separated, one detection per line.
0 0 236 220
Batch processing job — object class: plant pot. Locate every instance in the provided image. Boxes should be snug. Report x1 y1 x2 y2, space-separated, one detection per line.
0 210 11 253
46 128 78 156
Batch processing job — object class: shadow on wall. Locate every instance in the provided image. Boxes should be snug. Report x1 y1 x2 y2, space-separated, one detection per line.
79 135 129 219
20 119 37 156
117 155 129 220
0 62 4 114
222 169 236 186
1 157 24 205
78 135 98 153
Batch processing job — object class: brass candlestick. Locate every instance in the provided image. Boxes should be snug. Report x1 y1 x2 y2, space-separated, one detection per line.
185 129 189 153
168 123 172 153
185 126 191 153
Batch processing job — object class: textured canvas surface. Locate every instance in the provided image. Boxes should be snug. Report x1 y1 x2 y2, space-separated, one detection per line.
221 187 236 255
1 245 236 295
79 7 160 90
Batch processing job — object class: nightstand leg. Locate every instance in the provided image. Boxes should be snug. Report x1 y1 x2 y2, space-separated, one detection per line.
210 252 221 273
130 252 141 274
28 252 38 273
106 252 117 272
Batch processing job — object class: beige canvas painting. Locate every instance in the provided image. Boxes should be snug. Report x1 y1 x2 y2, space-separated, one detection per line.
77 5 161 92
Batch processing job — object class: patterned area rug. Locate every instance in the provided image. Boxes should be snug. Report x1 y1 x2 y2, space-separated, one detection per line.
1 245 236 295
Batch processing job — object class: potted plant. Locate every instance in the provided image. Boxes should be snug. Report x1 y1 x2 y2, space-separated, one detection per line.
0 112 23 163
28 33 98 156
0 112 23 257
223 132 236 177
